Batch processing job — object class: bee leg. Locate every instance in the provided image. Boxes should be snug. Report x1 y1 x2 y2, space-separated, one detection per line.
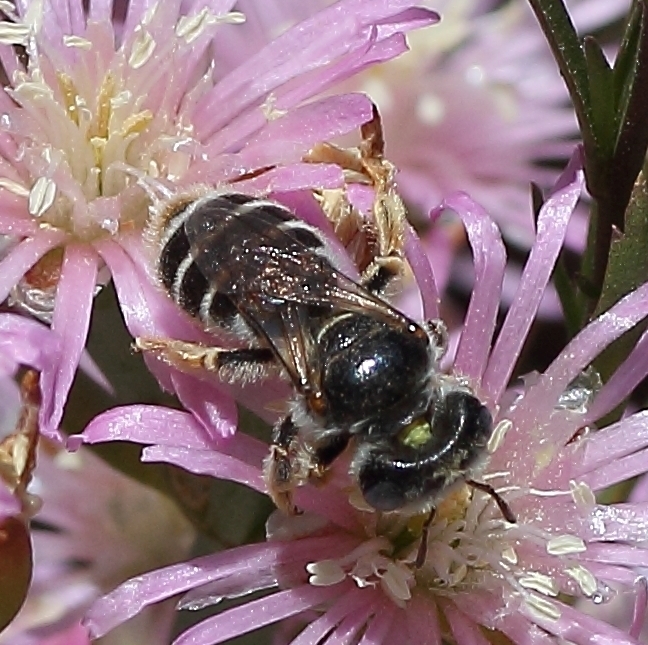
264 415 306 515
415 507 437 568
466 479 516 524
135 338 276 381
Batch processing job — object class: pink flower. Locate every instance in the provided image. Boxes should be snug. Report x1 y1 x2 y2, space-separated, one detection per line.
0 445 196 645
0 0 438 437
76 148 648 644
350 0 628 249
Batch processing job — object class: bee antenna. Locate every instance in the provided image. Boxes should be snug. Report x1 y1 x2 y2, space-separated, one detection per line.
109 162 174 206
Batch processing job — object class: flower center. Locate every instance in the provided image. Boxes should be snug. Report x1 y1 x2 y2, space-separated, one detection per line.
0 5 245 242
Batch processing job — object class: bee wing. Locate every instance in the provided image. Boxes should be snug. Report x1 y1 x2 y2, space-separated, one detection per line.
184 200 408 325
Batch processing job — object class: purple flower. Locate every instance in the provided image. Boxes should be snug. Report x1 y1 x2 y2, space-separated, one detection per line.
76 148 648 643
0 0 438 436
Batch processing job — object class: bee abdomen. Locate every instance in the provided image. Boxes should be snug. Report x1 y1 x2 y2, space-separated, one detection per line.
155 193 246 328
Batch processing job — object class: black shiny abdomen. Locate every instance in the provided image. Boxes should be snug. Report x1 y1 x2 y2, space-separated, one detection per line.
358 391 493 511
319 314 431 427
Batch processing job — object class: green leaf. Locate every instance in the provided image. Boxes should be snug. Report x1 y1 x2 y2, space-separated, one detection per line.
526 0 593 152
592 166 648 383
595 166 648 316
0 518 32 631
609 0 648 231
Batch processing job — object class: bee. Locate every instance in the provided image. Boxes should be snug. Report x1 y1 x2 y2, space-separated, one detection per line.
138 110 514 528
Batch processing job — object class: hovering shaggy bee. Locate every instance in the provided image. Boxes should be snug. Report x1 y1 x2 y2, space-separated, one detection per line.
138 110 514 528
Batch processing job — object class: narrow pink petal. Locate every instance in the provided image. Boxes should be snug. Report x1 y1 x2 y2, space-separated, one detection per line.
482 149 585 402
405 594 442 645
203 162 346 194
86 536 348 638
404 224 439 320
0 230 65 303
170 372 238 438
141 445 265 493
440 600 491 645
232 93 374 167
194 1 438 140
582 445 648 491
357 599 396 645
585 326 648 424
630 578 647 640
580 543 648 568
442 193 505 387
580 411 648 474
325 604 374 645
290 587 374 645
172 584 341 645
75 405 218 451
0 313 60 373
528 281 648 425
584 503 648 542
521 598 640 645
0 209 37 235
40 244 98 437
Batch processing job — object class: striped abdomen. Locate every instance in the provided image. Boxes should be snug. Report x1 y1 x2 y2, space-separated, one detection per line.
153 191 330 332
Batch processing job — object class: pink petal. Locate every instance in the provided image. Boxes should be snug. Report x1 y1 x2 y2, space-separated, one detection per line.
357 598 396 645
141 445 265 493
325 603 375 645
217 93 374 168
172 584 341 645
526 281 648 431
0 230 66 303
290 587 374 645
75 405 218 451
194 1 439 140
482 149 585 402
405 594 442 645
40 244 98 438
440 599 491 645
170 372 238 439
581 411 648 474
85 536 348 638
404 223 439 320
0 313 61 374
630 578 647 640
521 598 640 645
441 193 505 388
585 326 648 424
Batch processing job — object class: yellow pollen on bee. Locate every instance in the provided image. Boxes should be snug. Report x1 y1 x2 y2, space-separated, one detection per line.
400 418 432 448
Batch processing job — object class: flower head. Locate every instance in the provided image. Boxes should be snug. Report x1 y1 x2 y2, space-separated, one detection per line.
76 148 648 643
0 0 439 437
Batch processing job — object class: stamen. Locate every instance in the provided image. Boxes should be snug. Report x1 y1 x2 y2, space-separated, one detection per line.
487 419 512 453
569 480 595 508
306 560 346 586
518 572 558 596
129 29 156 69
28 178 56 217
546 535 586 555
523 594 561 621
63 35 92 49
0 21 30 46
565 564 598 597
